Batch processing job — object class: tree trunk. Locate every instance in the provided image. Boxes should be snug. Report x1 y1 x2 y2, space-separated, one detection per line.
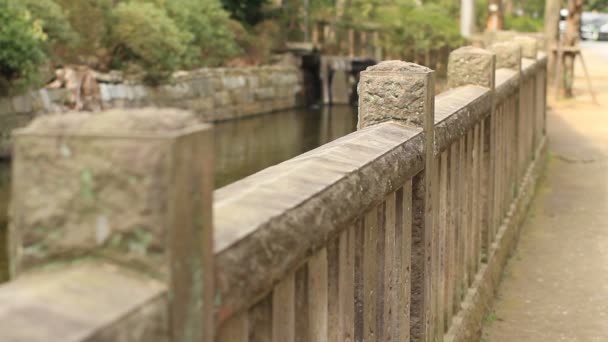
544 0 561 80
563 0 583 98
460 0 476 37
504 0 513 16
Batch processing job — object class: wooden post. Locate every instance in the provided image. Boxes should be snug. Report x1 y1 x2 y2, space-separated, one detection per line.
358 60 436 342
9 109 215 341
563 0 584 97
373 31 383 61
544 0 561 80
447 46 496 325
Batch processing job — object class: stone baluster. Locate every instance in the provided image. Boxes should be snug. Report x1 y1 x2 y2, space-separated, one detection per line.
358 60 437 342
8 108 214 341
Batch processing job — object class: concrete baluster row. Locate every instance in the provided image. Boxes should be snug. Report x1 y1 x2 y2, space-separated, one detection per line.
0 34 547 342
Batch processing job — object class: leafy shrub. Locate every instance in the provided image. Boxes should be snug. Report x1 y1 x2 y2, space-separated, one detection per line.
221 0 269 27
21 0 78 47
163 0 241 67
505 16 544 32
367 1 462 58
53 0 113 60
0 0 48 94
226 19 284 66
111 2 191 83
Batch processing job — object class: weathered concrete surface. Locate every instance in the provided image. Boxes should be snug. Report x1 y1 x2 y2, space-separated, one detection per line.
213 122 424 324
483 42 608 341
10 108 215 341
10 109 205 276
513 36 538 59
489 42 522 70
434 85 492 153
357 61 432 128
447 47 496 89
0 261 168 342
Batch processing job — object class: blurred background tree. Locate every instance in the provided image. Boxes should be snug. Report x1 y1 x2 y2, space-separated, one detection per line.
585 0 608 11
110 1 192 83
0 0 49 95
221 0 270 27
0 0 492 89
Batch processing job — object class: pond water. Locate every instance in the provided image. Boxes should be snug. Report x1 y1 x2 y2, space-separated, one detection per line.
0 105 358 281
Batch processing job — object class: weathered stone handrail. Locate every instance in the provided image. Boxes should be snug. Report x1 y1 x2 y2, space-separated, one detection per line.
1 109 214 341
212 39 547 342
0 33 548 342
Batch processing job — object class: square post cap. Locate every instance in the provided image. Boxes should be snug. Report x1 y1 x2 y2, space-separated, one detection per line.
357 60 434 129
489 42 522 70
447 46 496 89
513 36 538 59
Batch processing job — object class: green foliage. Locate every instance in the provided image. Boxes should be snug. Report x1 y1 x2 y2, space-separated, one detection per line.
0 0 47 94
485 311 498 324
505 15 544 32
356 0 462 56
111 2 191 83
163 0 241 67
476 0 489 31
586 0 608 12
512 0 545 17
221 0 269 26
54 0 114 58
21 0 78 47
308 0 462 57
404 3 462 48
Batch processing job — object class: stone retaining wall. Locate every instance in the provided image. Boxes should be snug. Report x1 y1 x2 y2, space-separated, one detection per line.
0 65 304 157
99 65 303 121
0 89 70 157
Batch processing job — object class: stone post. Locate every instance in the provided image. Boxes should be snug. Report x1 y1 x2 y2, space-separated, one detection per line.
9 108 214 342
489 42 522 71
513 36 538 60
357 60 436 342
448 46 496 90
447 47 496 322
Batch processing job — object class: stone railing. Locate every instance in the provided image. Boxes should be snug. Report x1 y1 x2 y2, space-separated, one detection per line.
0 35 547 341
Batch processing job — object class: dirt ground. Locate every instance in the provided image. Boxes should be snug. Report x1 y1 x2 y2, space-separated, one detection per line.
482 43 608 341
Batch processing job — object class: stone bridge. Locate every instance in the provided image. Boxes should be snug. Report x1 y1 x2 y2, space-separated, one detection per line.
0 34 561 342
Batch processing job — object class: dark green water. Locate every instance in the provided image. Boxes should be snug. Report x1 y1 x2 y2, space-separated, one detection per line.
0 161 9 282
0 105 358 281
214 105 358 187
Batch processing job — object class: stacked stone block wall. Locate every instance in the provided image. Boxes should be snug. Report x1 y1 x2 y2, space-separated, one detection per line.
0 65 303 157
99 65 303 122
0 89 70 157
